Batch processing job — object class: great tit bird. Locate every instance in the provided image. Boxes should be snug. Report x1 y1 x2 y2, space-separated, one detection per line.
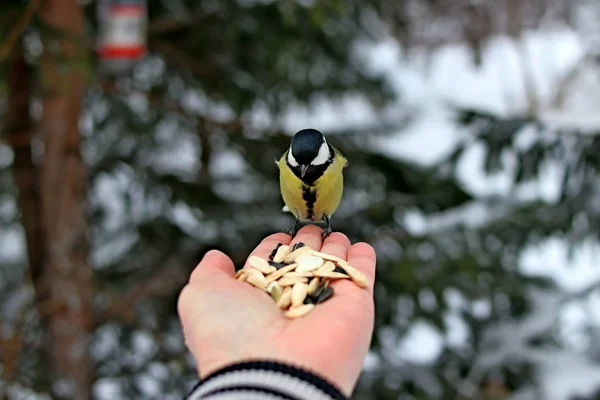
276 128 348 239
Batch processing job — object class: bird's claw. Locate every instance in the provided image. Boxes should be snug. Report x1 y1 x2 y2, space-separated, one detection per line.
321 226 332 240
287 219 300 237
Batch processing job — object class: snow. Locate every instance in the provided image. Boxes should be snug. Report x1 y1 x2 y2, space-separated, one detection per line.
282 93 380 134
520 237 600 293
93 378 123 400
132 330 157 360
343 14 600 399
396 320 444 364
532 351 600 400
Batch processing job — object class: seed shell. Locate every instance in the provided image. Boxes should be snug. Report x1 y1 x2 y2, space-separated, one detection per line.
283 271 314 278
273 245 291 263
316 261 335 274
316 287 334 304
310 250 348 266
312 282 326 298
236 270 248 282
283 246 313 263
296 255 325 272
248 256 277 274
277 287 292 309
307 277 321 294
291 283 308 308
266 263 297 282
284 303 314 318
292 242 306 251
246 268 268 289
336 264 369 288
278 276 308 287
268 261 287 270
268 281 283 302
313 270 349 279
269 243 284 260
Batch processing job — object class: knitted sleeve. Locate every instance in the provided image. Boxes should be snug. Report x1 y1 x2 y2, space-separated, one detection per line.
185 360 349 400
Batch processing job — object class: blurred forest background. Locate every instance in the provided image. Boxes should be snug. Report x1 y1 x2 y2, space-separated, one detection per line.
1 0 600 399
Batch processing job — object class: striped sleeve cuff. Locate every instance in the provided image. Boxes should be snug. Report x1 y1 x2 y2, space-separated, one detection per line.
185 360 348 400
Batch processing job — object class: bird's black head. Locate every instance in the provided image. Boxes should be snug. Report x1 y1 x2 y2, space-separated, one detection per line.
287 128 332 184
290 129 325 165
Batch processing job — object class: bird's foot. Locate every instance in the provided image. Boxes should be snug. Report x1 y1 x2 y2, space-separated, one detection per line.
287 219 301 237
321 215 333 239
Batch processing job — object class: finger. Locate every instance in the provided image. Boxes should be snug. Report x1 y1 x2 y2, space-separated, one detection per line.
243 232 292 267
307 242 377 325
289 224 323 251
189 249 236 283
319 232 351 261
346 242 377 293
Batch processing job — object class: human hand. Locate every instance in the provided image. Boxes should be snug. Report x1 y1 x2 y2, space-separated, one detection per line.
177 225 377 396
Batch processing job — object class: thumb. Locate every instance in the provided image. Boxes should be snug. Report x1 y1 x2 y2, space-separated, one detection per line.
189 249 235 282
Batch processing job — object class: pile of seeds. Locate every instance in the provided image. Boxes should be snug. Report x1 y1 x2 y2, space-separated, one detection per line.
235 242 368 319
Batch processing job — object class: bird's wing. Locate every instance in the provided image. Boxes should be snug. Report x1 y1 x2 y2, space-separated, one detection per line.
331 144 349 168
274 150 288 169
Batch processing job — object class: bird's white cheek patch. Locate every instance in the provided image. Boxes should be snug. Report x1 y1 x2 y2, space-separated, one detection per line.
287 150 299 167
311 142 329 165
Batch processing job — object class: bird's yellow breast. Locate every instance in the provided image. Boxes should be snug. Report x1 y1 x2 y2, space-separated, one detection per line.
277 151 346 221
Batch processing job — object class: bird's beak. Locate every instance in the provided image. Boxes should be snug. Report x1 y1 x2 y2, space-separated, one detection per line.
301 164 309 178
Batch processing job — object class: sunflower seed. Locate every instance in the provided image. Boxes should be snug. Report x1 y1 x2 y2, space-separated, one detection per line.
310 250 348 266
313 270 349 279
307 277 321 295
248 256 277 274
304 296 316 304
278 276 308 287
296 255 325 272
291 283 308 308
277 287 292 309
336 263 369 288
246 268 268 289
272 245 291 263
236 269 248 282
284 303 314 318
315 261 335 274
312 282 326 298
292 242 305 251
269 243 284 261
283 271 314 278
268 281 283 302
316 287 334 304
283 246 313 263
268 261 286 269
266 263 297 282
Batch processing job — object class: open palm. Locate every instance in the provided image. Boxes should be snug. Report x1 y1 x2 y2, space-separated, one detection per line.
178 225 377 396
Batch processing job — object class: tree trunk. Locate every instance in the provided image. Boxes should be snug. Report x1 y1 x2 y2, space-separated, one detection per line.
34 0 95 398
3 32 41 388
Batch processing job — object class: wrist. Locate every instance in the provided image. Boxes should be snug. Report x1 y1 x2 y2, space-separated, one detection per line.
186 359 348 400
192 345 359 396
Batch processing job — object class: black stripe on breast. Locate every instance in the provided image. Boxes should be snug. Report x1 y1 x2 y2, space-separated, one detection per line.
302 184 317 220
